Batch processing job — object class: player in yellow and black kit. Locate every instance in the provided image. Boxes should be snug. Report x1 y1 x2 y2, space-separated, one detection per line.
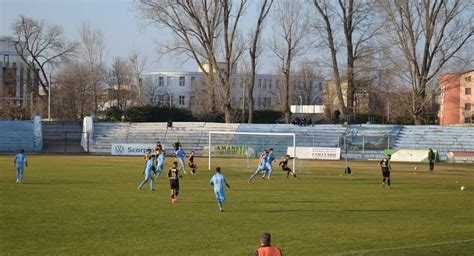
168 161 180 203
279 155 297 179
188 150 197 175
380 154 392 189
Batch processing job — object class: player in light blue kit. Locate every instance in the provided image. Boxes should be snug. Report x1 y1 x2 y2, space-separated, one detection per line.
264 147 276 179
13 149 28 184
155 149 166 178
175 146 187 174
248 150 268 183
210 167 230 212
138 154 156 191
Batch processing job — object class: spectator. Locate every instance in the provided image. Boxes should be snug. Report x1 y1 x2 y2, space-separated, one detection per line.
254 232 282 256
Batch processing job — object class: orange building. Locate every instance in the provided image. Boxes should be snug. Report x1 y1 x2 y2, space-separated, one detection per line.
438 70 474 125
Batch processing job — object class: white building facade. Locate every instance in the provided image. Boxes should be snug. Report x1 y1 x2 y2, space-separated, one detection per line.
140 68 325 111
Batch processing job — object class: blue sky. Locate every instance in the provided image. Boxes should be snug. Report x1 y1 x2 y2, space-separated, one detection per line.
0 0 197 72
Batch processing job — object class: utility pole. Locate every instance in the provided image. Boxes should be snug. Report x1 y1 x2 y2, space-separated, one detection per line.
48 73 51 121
241 78 245 123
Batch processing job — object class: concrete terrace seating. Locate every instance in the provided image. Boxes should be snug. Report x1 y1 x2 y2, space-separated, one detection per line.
90 121 474 161
92 122 239 154
394 125 474 160
0 121 35 152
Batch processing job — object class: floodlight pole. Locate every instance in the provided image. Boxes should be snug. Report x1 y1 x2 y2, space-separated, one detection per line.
48 73 51 121
208 132 211 170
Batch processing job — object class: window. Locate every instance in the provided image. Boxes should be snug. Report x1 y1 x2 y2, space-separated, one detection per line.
466 88 472 95
465 103 471 111
158 77 164 87
268 79 272 89
179 95 185 106
179 76 185 86
465 76 472 82
4 54 9 63
263 79 267 89
465 117 472 123
258 79 262 88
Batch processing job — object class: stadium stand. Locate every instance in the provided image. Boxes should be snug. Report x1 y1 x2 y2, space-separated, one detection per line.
4 116 472 161
394 125 474 160
89 121 474 160
0 120 36 152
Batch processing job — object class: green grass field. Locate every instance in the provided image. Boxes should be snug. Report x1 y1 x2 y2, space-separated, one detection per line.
1 155 473 255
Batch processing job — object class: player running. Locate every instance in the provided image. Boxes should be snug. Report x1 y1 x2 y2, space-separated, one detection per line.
188 150 197 175
380 154 392 189
138 154 156 191
248 150 269 183
175 146 187 175
155 149 166 178
264 148 276 179
209 167 231 212
279 155 298 179
168 161 180 203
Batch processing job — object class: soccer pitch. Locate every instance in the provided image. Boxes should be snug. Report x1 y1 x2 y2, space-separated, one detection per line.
1 155 473 255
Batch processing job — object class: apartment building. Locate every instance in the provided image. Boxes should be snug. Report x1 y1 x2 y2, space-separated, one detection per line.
438 70 474 125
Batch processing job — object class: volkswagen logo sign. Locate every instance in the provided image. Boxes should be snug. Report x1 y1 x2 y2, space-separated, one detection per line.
115 145 125 154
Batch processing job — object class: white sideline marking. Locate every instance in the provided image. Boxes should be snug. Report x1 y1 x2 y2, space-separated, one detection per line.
332 238 474 255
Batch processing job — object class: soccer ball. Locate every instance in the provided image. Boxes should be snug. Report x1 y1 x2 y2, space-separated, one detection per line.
414 166 418 171
460 186 465 191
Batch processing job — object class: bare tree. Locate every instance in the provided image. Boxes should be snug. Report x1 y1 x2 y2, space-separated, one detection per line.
53 61 92 119
103 57 134 111
246 0 273 123
137 0 221 114
129 49 147 106
294 62 324 105
79 23 106 115
311 0 380 117
215 0 247 122
12 15 77 102
382 0 474 124
136 0 248 122
141 75 161 105
272 0 307 123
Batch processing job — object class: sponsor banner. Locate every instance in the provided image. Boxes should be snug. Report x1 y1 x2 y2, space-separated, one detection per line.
384 149 438 162
204 145 256 158
446 151 474 163
287 147 341 160
111 143 155 155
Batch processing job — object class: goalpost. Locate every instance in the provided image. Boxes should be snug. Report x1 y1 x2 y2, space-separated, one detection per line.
208 131 296 172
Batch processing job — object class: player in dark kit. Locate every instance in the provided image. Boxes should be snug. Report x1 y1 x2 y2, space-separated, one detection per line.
188 150 197 175
167 161 180 203
380 154 392 189
428 148 435 172
279 155 297 179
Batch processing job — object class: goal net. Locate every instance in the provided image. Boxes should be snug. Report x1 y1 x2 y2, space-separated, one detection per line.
207 131 296 172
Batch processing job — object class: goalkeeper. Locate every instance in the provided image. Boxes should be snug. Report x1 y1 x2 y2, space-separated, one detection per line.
279 155 297 179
